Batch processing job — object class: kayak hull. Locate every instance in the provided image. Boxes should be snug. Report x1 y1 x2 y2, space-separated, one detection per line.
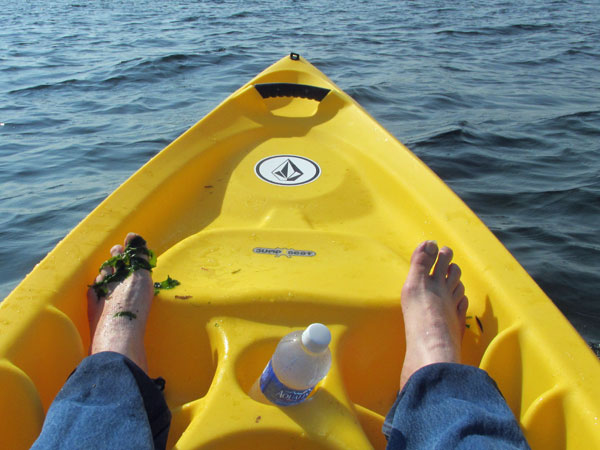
1 54 598 449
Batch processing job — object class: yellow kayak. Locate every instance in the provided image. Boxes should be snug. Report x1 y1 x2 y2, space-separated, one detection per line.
1 53 598 449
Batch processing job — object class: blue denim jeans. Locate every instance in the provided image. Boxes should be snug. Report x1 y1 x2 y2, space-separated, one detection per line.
33 355 529 449
32 352 170 450
383 363 531 449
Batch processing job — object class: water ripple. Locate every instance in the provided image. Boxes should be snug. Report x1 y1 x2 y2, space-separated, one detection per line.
1 0 599 349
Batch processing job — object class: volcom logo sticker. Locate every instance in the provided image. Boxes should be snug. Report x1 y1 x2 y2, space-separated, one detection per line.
255 155 321 186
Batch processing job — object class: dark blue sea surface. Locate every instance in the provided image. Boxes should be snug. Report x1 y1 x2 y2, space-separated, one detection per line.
1 0 599 352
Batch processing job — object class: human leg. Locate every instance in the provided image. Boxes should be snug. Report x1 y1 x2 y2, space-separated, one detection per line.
87 233 154 371
32 352 170 450
383 241 529 449
399 241 468 389
32 234 171 449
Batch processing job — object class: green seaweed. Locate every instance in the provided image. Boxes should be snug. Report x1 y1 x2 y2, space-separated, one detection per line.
154 275 180 295
90 238 181 298
465 315 483 332
114 311 137 320
90 240 156 298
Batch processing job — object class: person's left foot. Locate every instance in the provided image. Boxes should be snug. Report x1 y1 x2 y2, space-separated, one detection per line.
87 233 154 373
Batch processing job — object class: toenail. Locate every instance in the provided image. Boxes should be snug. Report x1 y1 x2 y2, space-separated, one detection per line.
424 240 438 256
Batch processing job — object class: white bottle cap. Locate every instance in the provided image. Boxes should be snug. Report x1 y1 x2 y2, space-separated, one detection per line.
301 323 331 353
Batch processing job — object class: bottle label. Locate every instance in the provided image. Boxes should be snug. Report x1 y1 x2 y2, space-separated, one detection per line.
259 360 314 406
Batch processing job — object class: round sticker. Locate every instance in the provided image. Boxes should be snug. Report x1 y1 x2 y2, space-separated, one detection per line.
255 155 321 186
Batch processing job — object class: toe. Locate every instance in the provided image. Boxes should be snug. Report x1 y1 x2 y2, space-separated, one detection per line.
125 232 137 245
94 256 117 283
457 295 468 316
125 232 147 248
453 282 465 301
457 296 469 336
407 241 438 280
433 246 453 280
124 233 151 262
88 283 100 302
110 244 124 257
447 263 461 289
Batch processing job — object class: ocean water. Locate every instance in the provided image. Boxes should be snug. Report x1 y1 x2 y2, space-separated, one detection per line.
1 0 599 352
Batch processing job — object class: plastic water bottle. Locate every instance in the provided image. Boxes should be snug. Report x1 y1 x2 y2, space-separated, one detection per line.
250 323 332 406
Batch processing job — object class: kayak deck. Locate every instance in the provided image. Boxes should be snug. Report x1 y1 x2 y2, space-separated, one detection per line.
1 54 599 449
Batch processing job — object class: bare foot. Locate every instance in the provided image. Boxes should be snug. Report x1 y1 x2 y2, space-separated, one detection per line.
399 241 468 389
87 233 154 373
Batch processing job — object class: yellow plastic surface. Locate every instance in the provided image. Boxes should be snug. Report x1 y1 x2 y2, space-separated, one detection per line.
1 55 599 449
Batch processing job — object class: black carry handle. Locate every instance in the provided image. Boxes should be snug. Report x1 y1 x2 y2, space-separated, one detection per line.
254 83 331 102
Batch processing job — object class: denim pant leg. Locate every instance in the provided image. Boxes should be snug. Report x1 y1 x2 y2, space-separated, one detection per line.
32 352 171 450
383 363 530 450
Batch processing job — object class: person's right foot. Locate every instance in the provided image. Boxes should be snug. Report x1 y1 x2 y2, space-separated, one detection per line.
87 233 154 373
399 241 468 389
